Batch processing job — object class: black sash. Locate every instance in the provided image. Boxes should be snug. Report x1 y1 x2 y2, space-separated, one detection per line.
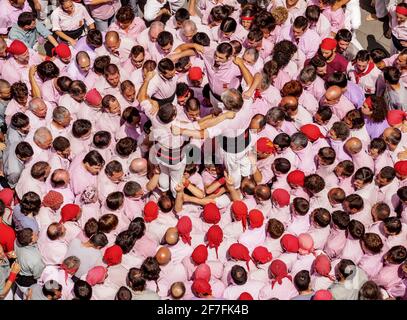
151 91 176 107
156 140 189 165
218 129 251 154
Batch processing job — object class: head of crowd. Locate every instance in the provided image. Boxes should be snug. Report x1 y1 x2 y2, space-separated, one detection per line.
1 0 407 301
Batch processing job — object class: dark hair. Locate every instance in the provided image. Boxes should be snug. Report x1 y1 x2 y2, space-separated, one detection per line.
385 245 407 264
316 105 333 122
337 259 356 279
86 29 103 48
397 186 407 201
347 220 365 239
106 192 124 211
89 232 108 248
312 208 331 227
318 147 336 165
220 17 237 33
158 58 175 74
17 11 36 28
332 210 350 230
354 167 374 185
98 213 119 233
157 31 174 48
93 55 111 74
362 233 383 254
42 280 62 299
93 131 111 149
123 181 142 197
73 280 92 300
336 160 355 177
72 119 92 138
383 217 402 234
383 66 401 85
37 61 60 81
293 16 309 30
115 5 135 23
56 76 72 93
11 112 29 129
83 150 105 167
293 197 309 216
231 265 247 285
331 121 350 141
192 32 210 46
52 136 70 153
16 228 33 246
115 286 132 300
115 230 137 254
304 174 325 194
11 82 28 100
305 5 320 23
358 281 382 300
273 158 291 174
116 137 136 157
141 257 161 281
294 270 311 292
273 133 291 149
127 268 146 292
20 192 41 215
128 217 146 240
370 48 389 63
335 29 352 42
84 218 99 238
267 218 285 239
157 103 176 124
326 72 348 89
175 8 190 22
355 50 371 62
344 194 364 212
15 141 34 159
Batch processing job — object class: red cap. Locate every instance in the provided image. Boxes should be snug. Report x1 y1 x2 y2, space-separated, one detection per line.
387 110 406 126
52 43 71 59
7 40 28 55
363 96 373 109
228 243 251 270
280 234 299 253
206 225 223 258
231 200 248 231
312 290 333 300
256 137 276 154
143 201 159 222
248 209 264 229
320 38 337 51
202 203 221 224
238 292 254 300
314 254 332 277
272 188 290 207
269 259 292 288
252 246 273 264
192 279 212 296
177 216 192 245
60 204 80 223
188 66 203 81
191 244 208 265
300 124 324 142
0 188 14 207
85 88 102 107
395 161 407 176
103 245 123 266
287 170 305 187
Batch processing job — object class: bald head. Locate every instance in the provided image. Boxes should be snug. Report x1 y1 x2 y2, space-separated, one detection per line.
325 86 342 102
250 114 265 130
170 282 186 299
280 95 298 108
76 51 90 64
155 246 171 266
130 158 148 175
34 127 52 149
344 137 362 154
51 169 70 187
29 97 47 118
164 227 179 245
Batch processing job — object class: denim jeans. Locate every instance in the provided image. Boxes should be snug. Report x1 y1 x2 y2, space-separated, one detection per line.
93 14 116 32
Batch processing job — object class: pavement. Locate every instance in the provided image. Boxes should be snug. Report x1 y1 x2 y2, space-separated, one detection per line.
356 0 392 53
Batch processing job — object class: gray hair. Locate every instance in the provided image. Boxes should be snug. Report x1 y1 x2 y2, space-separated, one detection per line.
34 127 52 145
266 107 285 122
244 48 260 63
28 97 46 111
182 20 197 32
62 256 81 269
299 65 317 84
221 89 243 111
53 106 70 123
259 71 271 91
291 132 308 149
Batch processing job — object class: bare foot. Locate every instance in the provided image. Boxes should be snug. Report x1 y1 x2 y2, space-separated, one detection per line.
366 13 377 21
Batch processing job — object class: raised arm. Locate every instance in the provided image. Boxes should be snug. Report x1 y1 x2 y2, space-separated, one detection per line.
28 65 41 98
198 111 235 129
234 56 254 87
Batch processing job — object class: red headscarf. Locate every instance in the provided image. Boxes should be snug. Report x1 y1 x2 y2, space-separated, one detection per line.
202 203 221 224
286 170 305 187
59 263 78 284
272 189 290 207
314 254 335 280
0 188 14 220
312 290 333 300
143 201 159 222
86 266 108 286
320 38 337 51
387 110 406 126
300 124 324 142
228 243 251 270
206 225 223 258
252 246 273 265
395 161 407 176
280 234 299 253
256 137 276 154
269 259 292 288
192 279 212 296
52 43 71 59
191 244 208 265
42 191 64 208
177 216 192 245
194 263 211 282
59 204 80 223
7 40 28 55
103 245 123 266
85 88 102 107
231 200 248 231
248 209 264 228
238 292 254 300
298 233 315 255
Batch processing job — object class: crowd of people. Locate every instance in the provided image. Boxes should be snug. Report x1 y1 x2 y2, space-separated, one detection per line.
0 0 407 301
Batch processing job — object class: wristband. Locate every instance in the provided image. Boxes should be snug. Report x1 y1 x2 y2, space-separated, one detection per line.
218 177 226 185
8 272 17 283
183 180 190 188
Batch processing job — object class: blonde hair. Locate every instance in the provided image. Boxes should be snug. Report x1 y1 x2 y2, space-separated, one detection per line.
271 6 289 25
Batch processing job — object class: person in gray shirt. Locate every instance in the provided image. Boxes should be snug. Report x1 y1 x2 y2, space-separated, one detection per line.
291 270 314 301
65 232 108 278
3 141 33 189
27 280 63 300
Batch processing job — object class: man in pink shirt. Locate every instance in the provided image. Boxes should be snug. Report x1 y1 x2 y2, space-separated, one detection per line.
95 31 135 66
321 85 355 120
278 16 321 60
108 5 146 39
0 0 33 35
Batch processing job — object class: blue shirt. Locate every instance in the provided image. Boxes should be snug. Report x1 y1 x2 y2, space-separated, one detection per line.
12 205 39 234
8 20 52 49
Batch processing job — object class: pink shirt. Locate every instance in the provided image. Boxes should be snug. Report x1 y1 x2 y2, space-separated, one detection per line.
51 2 95 32
340 236 364 264
304 76 326 101
358 251 385 279
0 0 32 34
38 233 68 265
324 227 347 259
390 5 407 40
84 0 120 20
278 26 321 60
259 278 298 300
321 6 345 34
201 47 241 97
223 280 265 300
